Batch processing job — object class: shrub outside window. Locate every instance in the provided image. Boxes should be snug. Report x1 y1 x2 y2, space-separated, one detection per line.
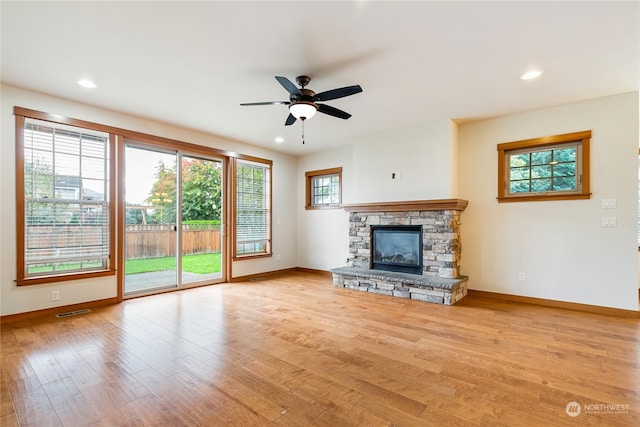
305 167 342 210
497 131 591 203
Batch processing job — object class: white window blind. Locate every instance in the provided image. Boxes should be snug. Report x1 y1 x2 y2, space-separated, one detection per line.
23 119 111 276
235 159 271 256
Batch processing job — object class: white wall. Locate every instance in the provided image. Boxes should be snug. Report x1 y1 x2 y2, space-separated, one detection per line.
458 92 639 311
350 120 458 203
1 84 298 316
296 147 352 270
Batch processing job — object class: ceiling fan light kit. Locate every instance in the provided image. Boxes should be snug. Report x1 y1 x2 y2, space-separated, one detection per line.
289 101 317 120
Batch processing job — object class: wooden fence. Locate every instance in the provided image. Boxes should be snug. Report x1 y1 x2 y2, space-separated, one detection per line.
26 225 221 260
125 224 221 259
26 225 107 260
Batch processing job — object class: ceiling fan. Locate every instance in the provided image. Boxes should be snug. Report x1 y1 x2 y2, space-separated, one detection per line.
240 75 363 126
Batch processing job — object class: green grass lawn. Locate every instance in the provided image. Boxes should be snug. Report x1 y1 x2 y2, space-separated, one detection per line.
28 253 221 275
126 253 221 275
28 261 104 274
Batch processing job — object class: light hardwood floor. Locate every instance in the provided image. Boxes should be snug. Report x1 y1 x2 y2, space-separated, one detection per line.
2 271 639 426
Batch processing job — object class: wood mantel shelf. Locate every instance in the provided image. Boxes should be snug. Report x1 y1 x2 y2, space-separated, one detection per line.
342 198 468 213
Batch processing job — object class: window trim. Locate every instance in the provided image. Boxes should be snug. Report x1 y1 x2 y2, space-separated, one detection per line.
305 167 342 210
497 130 591 203
230 155 273 260
15 109 117 286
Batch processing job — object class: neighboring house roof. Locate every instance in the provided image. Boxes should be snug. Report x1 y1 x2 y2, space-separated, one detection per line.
54 175 103 200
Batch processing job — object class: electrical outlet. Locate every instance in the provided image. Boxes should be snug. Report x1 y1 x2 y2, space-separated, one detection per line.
518 272 525 281
51 290 60 301
276 254 281 261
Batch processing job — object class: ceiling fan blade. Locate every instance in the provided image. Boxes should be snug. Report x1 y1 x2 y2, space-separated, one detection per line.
240 101 289 106
275 76 303 97
285 113 297 126
314 85 362 102
317 103 352 120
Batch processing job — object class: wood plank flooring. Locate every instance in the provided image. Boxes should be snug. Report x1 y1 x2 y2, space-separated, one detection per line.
2 271 639 426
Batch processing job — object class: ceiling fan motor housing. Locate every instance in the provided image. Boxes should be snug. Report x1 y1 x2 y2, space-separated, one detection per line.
291 88 316 103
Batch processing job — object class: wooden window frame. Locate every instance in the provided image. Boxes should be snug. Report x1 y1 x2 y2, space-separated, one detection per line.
15 108 117 286
497 130 591 203
230 155 273 260
305 167 342 210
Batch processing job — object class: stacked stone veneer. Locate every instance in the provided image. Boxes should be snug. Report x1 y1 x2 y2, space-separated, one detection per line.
331 199 469 305
349 207 463 278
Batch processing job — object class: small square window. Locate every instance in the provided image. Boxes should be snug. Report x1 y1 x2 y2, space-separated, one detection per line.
305 167 342 210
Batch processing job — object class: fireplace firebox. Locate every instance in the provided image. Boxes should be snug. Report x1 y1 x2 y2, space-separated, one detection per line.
371 225 423 275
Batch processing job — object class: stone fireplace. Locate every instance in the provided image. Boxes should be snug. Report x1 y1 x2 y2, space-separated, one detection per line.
330 199 469 305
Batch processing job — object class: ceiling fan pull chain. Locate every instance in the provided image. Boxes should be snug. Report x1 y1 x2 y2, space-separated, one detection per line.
301 119 305 144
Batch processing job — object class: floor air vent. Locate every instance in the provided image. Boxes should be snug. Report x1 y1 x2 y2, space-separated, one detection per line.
55 309 91 318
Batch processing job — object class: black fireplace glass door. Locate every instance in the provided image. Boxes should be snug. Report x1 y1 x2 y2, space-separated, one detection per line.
371 225 423 274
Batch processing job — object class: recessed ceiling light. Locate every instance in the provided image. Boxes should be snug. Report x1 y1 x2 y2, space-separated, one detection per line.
520 70 543 80
274 137 285 143
77 79 97 88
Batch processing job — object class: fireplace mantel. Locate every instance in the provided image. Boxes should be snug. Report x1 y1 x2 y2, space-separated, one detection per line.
342 198 468 213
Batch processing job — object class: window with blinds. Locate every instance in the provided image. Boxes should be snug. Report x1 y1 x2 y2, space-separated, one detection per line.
21 118 112 280
234 158 272 257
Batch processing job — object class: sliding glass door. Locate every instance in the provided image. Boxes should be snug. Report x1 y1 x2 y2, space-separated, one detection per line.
180 155 223 285
124 146 178 293
123 144 224 296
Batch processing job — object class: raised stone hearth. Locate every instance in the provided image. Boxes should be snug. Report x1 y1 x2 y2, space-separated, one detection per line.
331 267 468 305
330 199 469 305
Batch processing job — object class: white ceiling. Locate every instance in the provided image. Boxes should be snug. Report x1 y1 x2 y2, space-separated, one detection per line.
2 1 638 155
